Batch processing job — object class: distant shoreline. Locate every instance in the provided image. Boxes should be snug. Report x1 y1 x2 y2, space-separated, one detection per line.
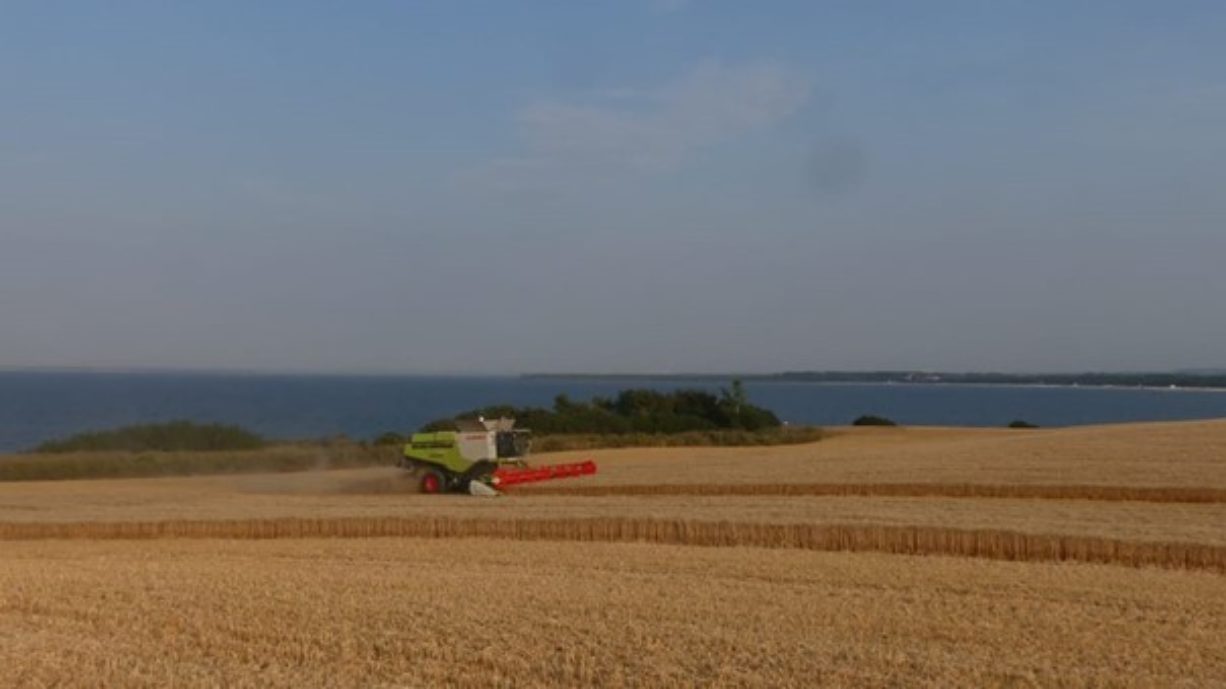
523 372 1226 392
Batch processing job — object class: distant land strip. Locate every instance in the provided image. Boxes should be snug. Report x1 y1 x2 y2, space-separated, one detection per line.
2 516 1222 573
517 482 1226 504
524 370 1226 390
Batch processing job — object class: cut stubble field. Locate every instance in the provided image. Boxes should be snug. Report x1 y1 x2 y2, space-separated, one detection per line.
3 419 1226 687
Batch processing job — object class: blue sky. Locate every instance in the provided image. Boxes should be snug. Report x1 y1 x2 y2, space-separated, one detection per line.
2 1 1224 373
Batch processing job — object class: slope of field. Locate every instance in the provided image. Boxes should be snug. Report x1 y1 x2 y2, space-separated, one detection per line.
4 539 1225 689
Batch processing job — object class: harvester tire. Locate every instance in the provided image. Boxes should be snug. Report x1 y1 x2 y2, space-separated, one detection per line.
420 470 445 494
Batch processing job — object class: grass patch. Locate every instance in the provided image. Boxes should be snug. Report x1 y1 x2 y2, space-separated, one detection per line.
0 442 397 482
34 420 266 453
530 426 825 453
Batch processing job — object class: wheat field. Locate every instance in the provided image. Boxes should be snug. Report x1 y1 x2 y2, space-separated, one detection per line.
3 419 1226 686
3 539 1225 688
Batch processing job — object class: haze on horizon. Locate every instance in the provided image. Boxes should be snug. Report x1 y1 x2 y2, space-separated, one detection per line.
2 2 1223 376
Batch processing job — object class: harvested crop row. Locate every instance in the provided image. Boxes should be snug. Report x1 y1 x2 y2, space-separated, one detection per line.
518 482 1226 503
3 516 1224 572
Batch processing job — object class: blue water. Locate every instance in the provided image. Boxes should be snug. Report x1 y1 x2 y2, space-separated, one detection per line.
1 371 1225 452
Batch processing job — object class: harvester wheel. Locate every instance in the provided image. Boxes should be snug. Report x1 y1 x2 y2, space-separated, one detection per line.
420 470 445 494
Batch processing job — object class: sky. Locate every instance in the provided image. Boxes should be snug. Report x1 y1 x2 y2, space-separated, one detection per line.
2 1 1224 374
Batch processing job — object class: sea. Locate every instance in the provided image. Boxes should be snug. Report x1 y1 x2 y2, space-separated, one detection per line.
1 371 1225 453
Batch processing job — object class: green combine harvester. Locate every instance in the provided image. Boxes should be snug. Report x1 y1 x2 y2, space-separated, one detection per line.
399 417 596 495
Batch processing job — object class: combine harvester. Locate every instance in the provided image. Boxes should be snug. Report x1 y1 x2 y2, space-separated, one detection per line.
399 417 596 496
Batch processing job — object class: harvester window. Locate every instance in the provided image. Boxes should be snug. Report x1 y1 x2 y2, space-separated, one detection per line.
495 431 528 459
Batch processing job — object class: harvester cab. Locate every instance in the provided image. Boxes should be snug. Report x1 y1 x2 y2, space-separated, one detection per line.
399 417 595 496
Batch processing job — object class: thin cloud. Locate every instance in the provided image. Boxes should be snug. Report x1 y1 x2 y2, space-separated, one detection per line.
463 61 811 190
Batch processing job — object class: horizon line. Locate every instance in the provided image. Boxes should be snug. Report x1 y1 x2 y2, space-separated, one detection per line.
1 365 1223 378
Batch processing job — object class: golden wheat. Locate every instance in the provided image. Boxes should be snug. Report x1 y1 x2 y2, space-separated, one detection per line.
3 538 1225 688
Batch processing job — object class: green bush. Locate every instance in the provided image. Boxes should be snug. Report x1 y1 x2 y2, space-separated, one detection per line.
852 415 897 427
34 420 266 453
1007 420 1039 429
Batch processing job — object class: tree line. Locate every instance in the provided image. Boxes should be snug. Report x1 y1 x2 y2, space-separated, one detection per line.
421 382 782 435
